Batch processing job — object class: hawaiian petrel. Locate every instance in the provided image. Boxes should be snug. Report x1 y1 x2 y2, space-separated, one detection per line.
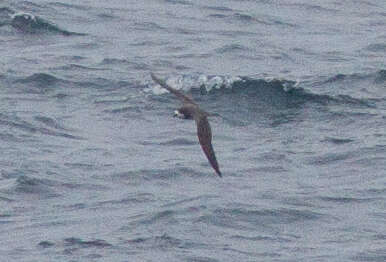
151 73 222 177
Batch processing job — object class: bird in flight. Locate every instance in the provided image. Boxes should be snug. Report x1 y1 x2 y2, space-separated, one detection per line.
150 73 222 177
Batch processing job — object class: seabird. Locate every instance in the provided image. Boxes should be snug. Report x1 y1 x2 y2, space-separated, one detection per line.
151 73 222 177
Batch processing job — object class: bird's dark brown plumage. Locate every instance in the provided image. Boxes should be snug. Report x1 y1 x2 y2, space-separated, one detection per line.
151 73 222 177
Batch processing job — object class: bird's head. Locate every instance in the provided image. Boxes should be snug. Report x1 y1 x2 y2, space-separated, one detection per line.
173 110 186 119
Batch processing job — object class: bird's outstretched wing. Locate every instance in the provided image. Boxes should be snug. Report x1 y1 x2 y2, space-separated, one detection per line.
151 72 222 177
151 73 197 105
196 115 222 177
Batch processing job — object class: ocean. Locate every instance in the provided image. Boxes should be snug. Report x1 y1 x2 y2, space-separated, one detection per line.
0 0 385 261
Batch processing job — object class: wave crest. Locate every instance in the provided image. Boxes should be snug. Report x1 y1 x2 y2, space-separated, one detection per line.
147 73 377 108
7 12 83 36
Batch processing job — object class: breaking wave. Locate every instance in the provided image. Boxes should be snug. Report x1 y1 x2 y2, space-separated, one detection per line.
0 8 84 36
147 72 379 108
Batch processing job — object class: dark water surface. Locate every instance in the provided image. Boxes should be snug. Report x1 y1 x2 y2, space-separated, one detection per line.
1 0 385 261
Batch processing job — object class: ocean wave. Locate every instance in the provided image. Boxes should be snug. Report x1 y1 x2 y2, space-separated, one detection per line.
208 11 296 28
197 206 323 230
310 70 385 105
37 241 55 248
215 43 249 54
126 233 188 250
99 58 149 70
1 174 59 198
38 237 112 255
146 74 294 95
147 74 375 108
98 193 155 207
33 116 68 131
13 72 78 92
318 70 386 85
111 168 208 186
63 237 112 248
159 138 197 146
11 12 83 35
306 152 355 166
365 43 386 52
0 112 83 140
235 77 377 108
322 137 355 145
15 72 62 87
10 72 133 94
0 8 84 36
146 74 244 95
164 0 194 6
47 2 89 11
318 196 375 204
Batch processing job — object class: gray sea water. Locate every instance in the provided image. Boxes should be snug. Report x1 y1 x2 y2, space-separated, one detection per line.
1 0 385 261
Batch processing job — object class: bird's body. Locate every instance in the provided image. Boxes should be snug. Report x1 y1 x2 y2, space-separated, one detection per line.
151 73 222 177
